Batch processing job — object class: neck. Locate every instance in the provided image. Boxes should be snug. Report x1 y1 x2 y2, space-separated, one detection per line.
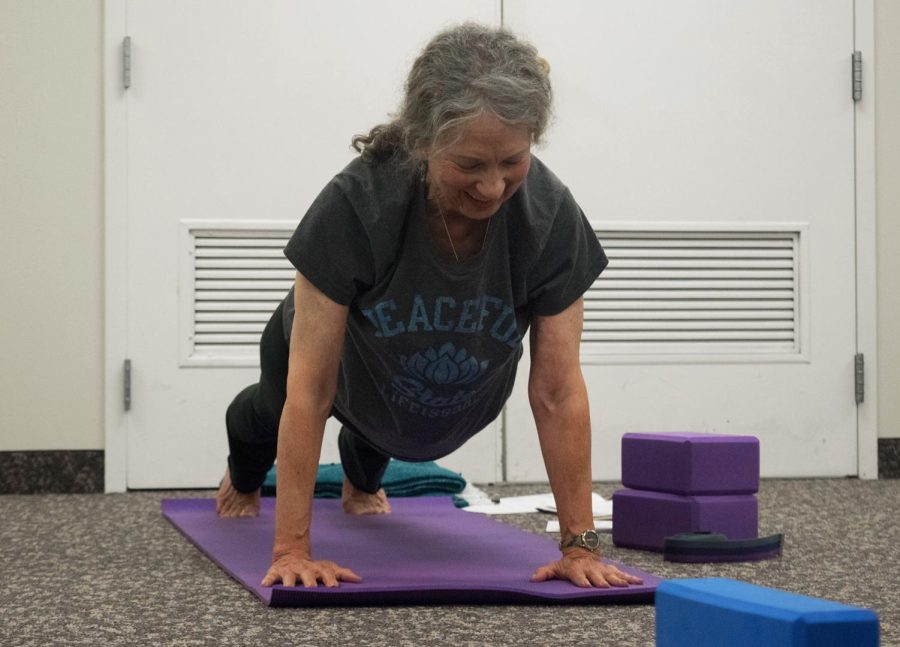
428 197 491 262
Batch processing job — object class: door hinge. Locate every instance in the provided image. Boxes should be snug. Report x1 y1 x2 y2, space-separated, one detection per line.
124 359 132 411
855 353 864 404
852 51 862 102
123 36 132 90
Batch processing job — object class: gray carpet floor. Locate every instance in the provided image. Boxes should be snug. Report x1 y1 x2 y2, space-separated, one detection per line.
1 479 897 647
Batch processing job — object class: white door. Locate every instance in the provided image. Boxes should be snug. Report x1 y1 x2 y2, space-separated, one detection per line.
503 1 859 479
122 1 502 488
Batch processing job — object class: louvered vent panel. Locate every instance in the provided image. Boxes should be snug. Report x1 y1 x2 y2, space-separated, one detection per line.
190 229 295 360
584 229 800 356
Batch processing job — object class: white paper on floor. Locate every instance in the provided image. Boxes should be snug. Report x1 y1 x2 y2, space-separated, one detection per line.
545 519 613 533
536 493 612 519
463 492 612 516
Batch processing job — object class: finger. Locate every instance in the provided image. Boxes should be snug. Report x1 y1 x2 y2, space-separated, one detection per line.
530 565 555 582
321 570 339 588
299 571 319 588
603 566 642 586
260 569 280 587
283 571 298 588
585 570 612 588
598 570 627 587
336 568 362 583
572 573 593 588
563 564 594 588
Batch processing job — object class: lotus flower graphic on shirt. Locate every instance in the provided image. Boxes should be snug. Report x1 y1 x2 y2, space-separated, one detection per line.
401 342 488 386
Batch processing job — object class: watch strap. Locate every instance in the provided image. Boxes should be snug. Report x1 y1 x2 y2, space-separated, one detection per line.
559 529 601 552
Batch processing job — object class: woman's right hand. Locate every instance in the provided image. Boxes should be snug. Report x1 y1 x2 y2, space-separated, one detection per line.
261 550 362 588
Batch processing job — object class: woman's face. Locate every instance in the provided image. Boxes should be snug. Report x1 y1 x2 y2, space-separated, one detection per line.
426 113 532 221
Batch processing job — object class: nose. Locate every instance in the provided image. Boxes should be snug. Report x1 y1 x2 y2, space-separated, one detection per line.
476 169 505 201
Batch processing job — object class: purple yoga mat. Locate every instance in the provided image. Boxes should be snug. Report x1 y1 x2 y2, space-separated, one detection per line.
162 497 660 606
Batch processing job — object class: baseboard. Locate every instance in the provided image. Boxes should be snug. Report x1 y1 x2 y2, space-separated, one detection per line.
0 442 897 494
0 450 104 494
879 439 900 479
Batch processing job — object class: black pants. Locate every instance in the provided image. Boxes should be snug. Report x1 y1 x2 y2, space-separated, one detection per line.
225 298 390 494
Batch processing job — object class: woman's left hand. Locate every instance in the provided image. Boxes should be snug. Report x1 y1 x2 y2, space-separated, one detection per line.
530 550 644 588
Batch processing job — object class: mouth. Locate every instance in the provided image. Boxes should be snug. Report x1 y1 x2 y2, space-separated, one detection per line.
465 192 497 209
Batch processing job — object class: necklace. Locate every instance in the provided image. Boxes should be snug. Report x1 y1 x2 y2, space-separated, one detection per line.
435 199 491 263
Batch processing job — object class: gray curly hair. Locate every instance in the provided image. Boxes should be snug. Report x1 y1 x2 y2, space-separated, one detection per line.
352 22 552 164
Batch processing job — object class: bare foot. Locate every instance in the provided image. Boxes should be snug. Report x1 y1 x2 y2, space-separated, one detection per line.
216 467 261 518
342 477 391 515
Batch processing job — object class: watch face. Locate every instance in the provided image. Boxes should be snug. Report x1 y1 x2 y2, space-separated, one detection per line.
583 530 601 550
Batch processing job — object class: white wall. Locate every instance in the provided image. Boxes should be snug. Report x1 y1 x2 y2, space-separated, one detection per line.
0 0 104 450
0 0 897 452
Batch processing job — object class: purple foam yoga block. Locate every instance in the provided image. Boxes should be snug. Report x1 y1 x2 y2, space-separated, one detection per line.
612 488 758 552
621 432 759 495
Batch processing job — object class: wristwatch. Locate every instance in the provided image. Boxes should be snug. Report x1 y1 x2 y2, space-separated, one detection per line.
559 529 602 552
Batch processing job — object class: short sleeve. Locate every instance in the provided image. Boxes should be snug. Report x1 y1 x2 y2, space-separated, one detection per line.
283 179 375 306
526 190 608 316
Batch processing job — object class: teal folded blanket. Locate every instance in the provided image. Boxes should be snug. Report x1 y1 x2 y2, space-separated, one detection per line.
261 459 466 498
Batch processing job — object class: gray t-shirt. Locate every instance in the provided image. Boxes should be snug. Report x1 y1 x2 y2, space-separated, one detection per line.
283 154 607 461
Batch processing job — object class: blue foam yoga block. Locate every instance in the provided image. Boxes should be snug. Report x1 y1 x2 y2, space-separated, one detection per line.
656 578 879 647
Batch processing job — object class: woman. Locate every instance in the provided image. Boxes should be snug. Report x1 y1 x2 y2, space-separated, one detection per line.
216 22 641 590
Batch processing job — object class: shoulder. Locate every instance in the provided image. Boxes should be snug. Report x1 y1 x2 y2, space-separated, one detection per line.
508 157 608 315
290 153 417 286
517 155 571 209
329 154 421 229
504 155 579 252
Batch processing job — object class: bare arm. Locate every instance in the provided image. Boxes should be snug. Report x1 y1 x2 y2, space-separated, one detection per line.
261 272 358 588
528 298 595 548
528 298 642 588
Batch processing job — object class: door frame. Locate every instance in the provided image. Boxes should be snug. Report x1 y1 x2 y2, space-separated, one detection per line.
104 0 129 492
103 0 878 492
854 0 878 479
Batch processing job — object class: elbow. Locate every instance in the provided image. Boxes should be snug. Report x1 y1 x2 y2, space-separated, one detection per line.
529 381 564 418
528 373 587 419
284 378 338 422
